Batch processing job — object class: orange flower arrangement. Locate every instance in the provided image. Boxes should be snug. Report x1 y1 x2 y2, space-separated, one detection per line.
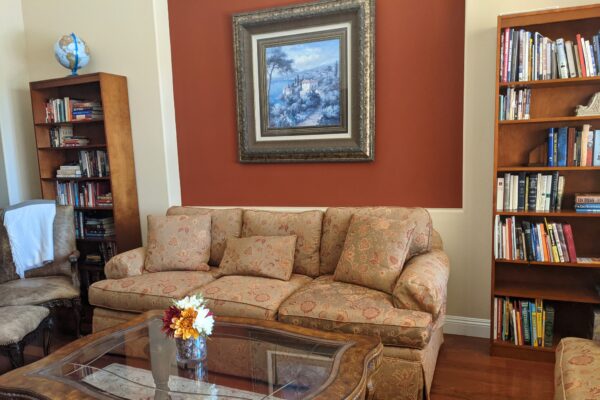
171 308 199 340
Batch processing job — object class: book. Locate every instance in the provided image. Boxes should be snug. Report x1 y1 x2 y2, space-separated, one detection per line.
557 127 568 167
586 129 595 166
496 178 504 211
594 130 600 166
543 305 554 348
567 127 576 166
517 172 526 212
527 173 537 211
556 38 569 78
575 193 600 204
577 34 588 77
581 124 591 166
562 224 578 261
548 128 556 166
565 40 577 78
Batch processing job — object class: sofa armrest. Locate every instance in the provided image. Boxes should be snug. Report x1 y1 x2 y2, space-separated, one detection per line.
104 247 146 279
392 249 449 319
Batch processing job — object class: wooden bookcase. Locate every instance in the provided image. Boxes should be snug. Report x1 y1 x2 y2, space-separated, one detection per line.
29 73 141 292
492 5 600 362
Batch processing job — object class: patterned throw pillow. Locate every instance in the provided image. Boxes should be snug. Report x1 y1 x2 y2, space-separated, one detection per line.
145 215 211 272
217 236 297 281
333 215 416 294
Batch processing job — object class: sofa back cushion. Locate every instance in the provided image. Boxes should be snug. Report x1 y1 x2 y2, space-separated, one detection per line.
333 215 416 294
241 210 323 277
320 207 433 275
217 235 297 281
145 214 211 272
166 207 243 266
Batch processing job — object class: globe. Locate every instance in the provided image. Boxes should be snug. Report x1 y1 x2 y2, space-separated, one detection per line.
54 33 90 76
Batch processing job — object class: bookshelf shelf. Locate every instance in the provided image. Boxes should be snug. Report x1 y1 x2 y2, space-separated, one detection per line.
495 210 600 217
499 76 600 89
499 115 600 126
497 166 600 172
41 177 111 182
34 119 104 127
37 145 107 151
492 6 600 362
495 259 600 268
30 72 141 306
494 281 600 304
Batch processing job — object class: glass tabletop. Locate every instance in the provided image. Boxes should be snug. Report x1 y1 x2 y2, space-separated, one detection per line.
30 316 352 399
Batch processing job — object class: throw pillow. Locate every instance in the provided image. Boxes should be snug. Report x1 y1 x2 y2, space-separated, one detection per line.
333 214 416 294
145 214 211 272
217 235 297 281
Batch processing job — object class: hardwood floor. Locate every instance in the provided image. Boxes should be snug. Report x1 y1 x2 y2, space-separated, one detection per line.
431 334 555 400
0 332 555 399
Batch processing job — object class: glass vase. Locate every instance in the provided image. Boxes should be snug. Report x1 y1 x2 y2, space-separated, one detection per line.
174 336 207 381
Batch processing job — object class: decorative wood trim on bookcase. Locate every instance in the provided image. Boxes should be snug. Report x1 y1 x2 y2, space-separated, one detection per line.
29 73 142 293
491 5 600 362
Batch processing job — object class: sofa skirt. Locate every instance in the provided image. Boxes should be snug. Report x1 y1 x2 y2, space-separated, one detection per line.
92 307 443 400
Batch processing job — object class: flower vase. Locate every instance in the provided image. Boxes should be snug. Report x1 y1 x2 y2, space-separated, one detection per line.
175 336 207 381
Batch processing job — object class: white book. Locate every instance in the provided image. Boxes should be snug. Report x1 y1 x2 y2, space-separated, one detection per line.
556 38 569 79
582 124 591 166
544 175 552 211
496 178 505 211
586 40 596 76
565 40 577 78
494 215 500 259
537 173 545 211
536 223 545 261
493 299 498 340
557 176 565 211
511 175 519 211
582 37 591 77
511 216 517 260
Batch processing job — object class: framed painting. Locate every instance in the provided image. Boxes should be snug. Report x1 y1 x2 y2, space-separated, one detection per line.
233 0 375 163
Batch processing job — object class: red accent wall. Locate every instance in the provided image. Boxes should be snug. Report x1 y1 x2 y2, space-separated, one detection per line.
168 0 465 207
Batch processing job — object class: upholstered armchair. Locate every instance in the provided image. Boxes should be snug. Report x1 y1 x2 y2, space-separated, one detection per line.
0 205 81 335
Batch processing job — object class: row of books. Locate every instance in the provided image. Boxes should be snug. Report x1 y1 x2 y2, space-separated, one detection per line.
84 242 118 265
546 125 600 167
494 297 554 348
500 28 600 82
575 193 600 213
56 181 112 208
45 97 103 123
49 125 89 147
79 150 110 178
75 212 115 239
498 87 530 120
496 172 564 212
494 217 577 263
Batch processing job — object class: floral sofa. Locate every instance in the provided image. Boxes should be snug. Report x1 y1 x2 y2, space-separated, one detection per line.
89 206 450 400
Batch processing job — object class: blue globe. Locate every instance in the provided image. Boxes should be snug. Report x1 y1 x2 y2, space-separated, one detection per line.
54 33 90 76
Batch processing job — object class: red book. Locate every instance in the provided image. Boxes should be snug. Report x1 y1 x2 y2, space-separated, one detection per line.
503 28 510 82
567 127 576 166
577 34 587 77
562 224 578 262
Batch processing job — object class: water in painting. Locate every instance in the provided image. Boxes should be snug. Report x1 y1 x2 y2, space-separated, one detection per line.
265 38 341 129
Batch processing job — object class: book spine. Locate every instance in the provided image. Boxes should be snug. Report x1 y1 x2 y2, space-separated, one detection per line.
556 223 569 263
496 178 504 211
557 127 568 167
556 38 568 79
550 171 559 212
575 203 600 209
577 34 587 77
581 124 590 166
517 172 526 212
548 128 555 166
594 130 600 166
567 127 576 166
562 224 578 261
587 129 595 166
503 29 510 83
565 40 577 78
543 305 554 348
556 176 565 212
527 173 537 211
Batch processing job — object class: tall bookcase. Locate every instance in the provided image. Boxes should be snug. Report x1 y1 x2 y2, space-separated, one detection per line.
29 73 141 292
492 5 600 362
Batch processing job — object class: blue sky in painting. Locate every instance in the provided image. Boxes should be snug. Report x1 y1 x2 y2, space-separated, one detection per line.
268 38 340 78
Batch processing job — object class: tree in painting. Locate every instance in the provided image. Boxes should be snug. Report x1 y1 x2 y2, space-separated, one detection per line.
265 38 342 129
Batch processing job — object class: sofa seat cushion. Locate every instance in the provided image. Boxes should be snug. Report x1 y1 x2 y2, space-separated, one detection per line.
0 306 50 345
555 337 600 400
195 275 313 320
0 276 79 306
89 271 216 313
278 276 433 349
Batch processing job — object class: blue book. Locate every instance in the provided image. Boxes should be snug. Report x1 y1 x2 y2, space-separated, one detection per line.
548 128 556 166
595 35 600 74
557 127 568 166
575 203 600 209
594 130 600 166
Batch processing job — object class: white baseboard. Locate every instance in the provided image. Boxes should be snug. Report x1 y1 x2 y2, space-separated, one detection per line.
443 315 490 338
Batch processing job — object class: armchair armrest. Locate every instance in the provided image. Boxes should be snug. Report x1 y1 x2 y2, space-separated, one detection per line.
393 249 450 319
69 250 80 264
104 247 146 279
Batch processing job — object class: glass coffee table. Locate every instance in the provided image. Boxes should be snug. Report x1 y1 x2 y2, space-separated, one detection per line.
0 311 382 399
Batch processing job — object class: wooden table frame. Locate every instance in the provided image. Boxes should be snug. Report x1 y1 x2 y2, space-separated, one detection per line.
0 310 383 400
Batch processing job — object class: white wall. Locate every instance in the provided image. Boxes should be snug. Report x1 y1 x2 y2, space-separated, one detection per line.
20 0 180 237
0 0 40 207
